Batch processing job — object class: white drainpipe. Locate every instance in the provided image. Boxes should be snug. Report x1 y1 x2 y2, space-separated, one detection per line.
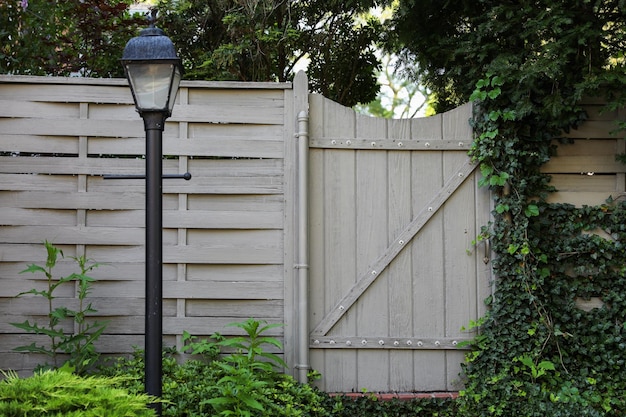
295 110 310 383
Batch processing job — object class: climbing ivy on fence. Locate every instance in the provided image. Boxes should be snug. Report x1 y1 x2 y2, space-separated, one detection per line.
458 64 626 416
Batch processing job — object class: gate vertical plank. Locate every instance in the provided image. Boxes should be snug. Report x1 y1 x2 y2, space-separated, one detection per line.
441 103 476 389
308 95 327 388
355 114 389 391
415 351 448 390
387 119 414 391
319 96 358 391
410 114 448 390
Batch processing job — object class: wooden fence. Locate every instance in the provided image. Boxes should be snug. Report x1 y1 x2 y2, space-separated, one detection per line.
0 74 624 393
0 74 306 376
543 98 626 206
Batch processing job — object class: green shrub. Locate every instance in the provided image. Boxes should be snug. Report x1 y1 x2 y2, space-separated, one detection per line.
0 366 156 416
102 347 220 417
100 318 330 417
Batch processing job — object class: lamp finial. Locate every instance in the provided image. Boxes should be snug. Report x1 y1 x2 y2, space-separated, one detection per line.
148 9 157 28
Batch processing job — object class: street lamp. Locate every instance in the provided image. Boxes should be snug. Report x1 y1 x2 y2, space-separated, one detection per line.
122 15 182 416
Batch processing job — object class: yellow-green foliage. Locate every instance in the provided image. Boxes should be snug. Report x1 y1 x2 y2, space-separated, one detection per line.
0 368 156 417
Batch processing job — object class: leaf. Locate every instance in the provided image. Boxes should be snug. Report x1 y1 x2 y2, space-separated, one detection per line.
254 336 283 350
488 110 501 121
13 342 52 356
525 204 540 217
476 78 489 88
19 264 47 275
518 355 534 369
480 164 494 177
16 288 50 298
487 87 502 99
490 75 504 86
240 396 265 411
496 204 510 214
256 322 284 334
50 307 71 320
507 244 519 254
260 352 287 368
203 397 230 407
538 360 555 371
470 89 487 101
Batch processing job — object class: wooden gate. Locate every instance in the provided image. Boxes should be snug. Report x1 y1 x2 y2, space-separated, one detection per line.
307 95 492 392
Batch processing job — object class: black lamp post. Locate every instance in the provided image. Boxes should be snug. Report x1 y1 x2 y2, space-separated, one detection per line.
121 15 182 416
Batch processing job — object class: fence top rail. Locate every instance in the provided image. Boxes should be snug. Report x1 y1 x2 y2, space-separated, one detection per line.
0 75 293 90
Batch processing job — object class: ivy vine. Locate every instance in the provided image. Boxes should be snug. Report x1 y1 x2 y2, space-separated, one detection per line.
459 58 626 417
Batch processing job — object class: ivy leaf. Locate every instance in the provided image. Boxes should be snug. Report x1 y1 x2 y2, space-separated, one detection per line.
490 172 510 186
496 204 510 214
525 204 540 217
487 87 502 99
480 164 494 177
491 75 504 86
488 110 501 121
538 361 556 371
470 89 488 101
502 110 516 121
476 78 490 88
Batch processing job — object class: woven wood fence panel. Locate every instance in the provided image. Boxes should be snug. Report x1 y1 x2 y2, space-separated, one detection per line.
0 76 299 374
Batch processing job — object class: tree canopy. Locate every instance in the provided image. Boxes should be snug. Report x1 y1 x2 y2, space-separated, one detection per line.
0 0 143 77
392 0 626 114
154 0 384 106
1 0 387 107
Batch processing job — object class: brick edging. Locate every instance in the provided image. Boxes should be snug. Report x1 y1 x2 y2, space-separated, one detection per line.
329 392 459 400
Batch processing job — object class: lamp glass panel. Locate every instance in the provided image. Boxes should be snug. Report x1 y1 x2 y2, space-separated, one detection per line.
168 66 182 113
126 63 175 111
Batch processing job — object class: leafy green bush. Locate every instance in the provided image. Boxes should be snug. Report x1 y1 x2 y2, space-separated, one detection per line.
100 318 329 417
0 366 156 416
102 347 220 417
11 241 107 374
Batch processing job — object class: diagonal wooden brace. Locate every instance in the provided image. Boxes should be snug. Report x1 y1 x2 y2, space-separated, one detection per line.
310 159 478 336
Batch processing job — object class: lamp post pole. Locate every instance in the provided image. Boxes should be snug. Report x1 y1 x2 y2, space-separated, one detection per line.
143 112 165 414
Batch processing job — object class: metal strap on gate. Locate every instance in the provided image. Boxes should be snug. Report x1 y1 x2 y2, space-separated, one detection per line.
310 337 473 350
309 138 472 150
